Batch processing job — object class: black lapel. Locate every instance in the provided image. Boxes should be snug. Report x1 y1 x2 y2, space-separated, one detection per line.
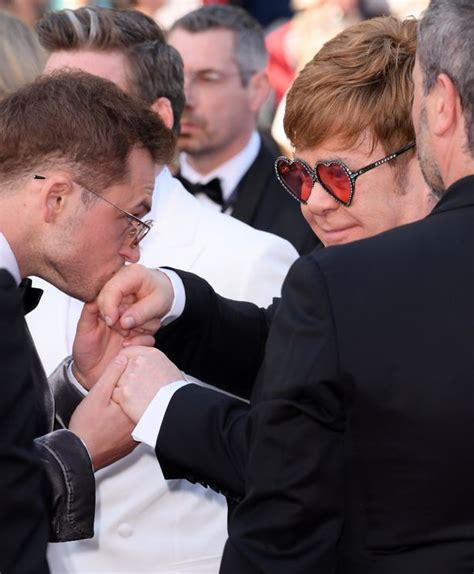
231 139 276 224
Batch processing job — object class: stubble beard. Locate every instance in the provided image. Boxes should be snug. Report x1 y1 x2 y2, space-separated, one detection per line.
417 106 446 200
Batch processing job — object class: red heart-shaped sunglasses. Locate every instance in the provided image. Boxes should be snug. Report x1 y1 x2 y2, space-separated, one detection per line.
275 142 416 207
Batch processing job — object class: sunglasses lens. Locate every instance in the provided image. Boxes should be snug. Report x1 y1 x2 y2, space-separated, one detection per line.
316 162 351 205
276 158 314 203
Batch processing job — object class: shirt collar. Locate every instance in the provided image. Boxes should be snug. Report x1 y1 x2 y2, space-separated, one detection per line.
0 232 21 286
148 166 174 221
179 131 261 201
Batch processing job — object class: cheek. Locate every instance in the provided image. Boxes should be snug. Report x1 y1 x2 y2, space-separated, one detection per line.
301 204 321 234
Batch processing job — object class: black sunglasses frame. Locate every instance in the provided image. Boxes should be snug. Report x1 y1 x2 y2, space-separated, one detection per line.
275 142 416 207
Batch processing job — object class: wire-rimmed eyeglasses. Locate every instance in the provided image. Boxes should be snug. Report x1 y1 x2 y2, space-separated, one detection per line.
33 175 153 248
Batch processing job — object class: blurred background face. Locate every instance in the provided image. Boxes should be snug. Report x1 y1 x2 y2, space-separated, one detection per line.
168 28 257 166
411 57 445 198
44 50 131 92
296 135 430 246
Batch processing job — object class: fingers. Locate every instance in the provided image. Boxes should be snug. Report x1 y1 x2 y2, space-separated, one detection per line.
116 345 155 360
122 334 156 348
111 385 123 406
92 354 129 402
98 265 147 327
119 298 164 332
98 265 174 332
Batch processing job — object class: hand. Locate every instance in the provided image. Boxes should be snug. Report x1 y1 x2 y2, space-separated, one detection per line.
73 301 155 390
97 264 174 333
112 346 182 424
69 354 137 470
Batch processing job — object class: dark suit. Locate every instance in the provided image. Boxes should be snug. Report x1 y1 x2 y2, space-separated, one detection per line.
179 138 319 255
0 270 49 573
0 270 96 552
156 176 474 573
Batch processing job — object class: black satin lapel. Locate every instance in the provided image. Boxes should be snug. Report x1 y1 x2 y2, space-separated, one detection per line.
24 323 55 432
231 143 273 224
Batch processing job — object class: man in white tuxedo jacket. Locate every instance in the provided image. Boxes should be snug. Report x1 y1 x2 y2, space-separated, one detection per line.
29 8 298 574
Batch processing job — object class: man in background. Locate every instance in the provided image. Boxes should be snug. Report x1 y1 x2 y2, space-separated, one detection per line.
169 4 319 254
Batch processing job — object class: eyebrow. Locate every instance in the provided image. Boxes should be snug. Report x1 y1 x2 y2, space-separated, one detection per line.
137 197 153 216
193 67 227 76
296 155 353 166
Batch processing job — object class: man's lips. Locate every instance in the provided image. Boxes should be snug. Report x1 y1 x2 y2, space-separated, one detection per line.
180 119 204 134
318 225 359 245
320 225 357 234
180 121 197 130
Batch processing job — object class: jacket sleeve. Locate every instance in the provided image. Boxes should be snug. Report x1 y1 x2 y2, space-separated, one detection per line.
156 384 248 500
26 358 95 542
35 358 95 542
48 356 85 427
34 429 95 542
155 269 275 400
221 255 346 574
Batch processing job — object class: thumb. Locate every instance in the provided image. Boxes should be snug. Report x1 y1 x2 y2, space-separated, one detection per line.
76 301 100 335
90 354 128 403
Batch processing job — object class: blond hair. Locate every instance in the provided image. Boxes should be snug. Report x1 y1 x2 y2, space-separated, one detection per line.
0 11 45 99
284 16 417 157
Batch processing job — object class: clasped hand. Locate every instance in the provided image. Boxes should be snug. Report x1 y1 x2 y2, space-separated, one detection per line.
68 264 181 470
73 263 175 389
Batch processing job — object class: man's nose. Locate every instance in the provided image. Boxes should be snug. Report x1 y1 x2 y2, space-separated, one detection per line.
306 181 341 215
120 243 141 264
183 77 196 107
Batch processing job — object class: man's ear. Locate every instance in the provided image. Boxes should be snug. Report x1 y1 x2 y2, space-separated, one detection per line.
150 97 174 130
247 70 271 114
37 175 74 223
430 73 459 138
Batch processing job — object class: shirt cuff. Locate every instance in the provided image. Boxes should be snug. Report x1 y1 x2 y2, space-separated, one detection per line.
132 380 190 447
159 269 186 326
67 360 88 396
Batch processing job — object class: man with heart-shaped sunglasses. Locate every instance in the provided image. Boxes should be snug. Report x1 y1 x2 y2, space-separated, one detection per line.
82 10 470 571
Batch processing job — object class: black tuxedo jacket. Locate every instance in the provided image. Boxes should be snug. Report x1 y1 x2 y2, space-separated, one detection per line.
179 138 319 255
0 270 95 556
0 270 49 573
155 176 474 573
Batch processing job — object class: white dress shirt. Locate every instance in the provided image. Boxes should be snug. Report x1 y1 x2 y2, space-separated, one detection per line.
0 232 21 285
179 131 260 214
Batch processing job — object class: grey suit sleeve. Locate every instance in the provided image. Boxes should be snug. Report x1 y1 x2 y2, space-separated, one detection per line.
48 356 85 427
34 429 95 541
35 357 95 542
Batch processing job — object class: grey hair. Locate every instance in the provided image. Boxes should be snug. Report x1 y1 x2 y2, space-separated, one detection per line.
169 4 267 86
418 0 474 154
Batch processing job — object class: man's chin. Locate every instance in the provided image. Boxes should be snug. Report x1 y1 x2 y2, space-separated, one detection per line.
66 280 104 303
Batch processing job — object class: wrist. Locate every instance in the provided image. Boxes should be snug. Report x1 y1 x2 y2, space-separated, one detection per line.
71 361 93 391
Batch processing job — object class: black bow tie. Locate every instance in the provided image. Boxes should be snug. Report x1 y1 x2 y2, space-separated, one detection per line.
19 278 43 315
177 175 224 206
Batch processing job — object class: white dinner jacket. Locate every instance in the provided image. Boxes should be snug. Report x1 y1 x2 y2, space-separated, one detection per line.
27 168 298 574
